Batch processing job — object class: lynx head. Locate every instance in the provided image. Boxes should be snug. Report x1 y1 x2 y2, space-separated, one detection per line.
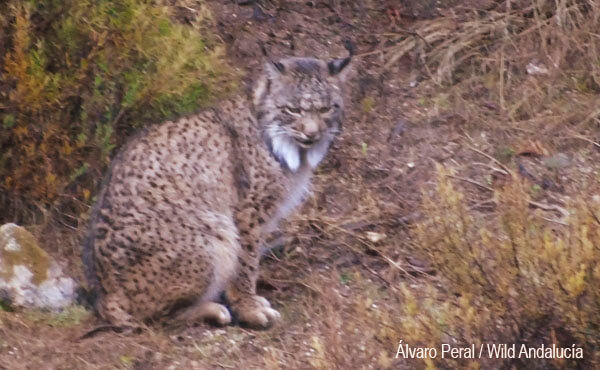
253 49 352 172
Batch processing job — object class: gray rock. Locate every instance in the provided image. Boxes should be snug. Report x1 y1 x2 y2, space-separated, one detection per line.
0 223 76 310
542 153 571 169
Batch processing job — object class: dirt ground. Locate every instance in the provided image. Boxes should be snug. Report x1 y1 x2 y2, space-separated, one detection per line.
2 0 599 369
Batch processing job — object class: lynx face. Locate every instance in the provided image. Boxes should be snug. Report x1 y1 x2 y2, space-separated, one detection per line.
253 56 351 171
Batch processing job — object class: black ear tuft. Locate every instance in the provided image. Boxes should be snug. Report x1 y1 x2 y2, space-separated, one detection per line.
259 41 269 57
343 39 355 57
328 39 353 76
259 41 285 74
272 61 285 73
327 57 351 76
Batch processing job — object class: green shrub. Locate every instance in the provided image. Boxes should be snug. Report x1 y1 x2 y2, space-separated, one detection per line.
0 0 235 220
396 166 599 368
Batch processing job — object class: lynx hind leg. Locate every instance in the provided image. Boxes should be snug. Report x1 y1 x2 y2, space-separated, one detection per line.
171 301 231 327
96 293 145 333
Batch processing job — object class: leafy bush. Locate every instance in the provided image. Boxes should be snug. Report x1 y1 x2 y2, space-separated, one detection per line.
395 166 599 368
0 0 235 221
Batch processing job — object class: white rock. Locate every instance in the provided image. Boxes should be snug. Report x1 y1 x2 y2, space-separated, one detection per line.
0 223 77 310
365 231 386 243
526 62 549 75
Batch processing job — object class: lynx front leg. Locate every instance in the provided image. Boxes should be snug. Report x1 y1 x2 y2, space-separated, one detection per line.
226 208 281 328
170 301 231 327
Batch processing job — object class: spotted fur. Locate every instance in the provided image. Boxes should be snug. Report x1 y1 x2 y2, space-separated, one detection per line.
82 53 351 329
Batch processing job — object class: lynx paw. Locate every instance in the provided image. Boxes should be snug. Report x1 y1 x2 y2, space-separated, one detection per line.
210 304 233 326
172 301 232 327
232 295 281 329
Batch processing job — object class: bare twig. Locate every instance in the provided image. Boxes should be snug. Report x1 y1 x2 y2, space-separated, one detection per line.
356 29 430 59
385 28 431 47
471 161 510 176
468 198 497 211
540 216 569 226
466 145 513 176
446 174 494 192
528 200 570 219
378 251 423 277
587 205 600 226
568 134 600 149
582 106 600 126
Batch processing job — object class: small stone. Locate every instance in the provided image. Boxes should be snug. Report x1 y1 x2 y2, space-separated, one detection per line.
542 153 570 169
365 231 386 243
406 256 427 269
526 62 549 75
388 118 410 141
0 223 77 310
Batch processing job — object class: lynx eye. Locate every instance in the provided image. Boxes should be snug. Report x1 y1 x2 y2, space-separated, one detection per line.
284 107 302 116
318 106 332 114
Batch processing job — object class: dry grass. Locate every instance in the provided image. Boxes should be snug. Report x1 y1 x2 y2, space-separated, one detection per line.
371 1 600 368
395 167 600 368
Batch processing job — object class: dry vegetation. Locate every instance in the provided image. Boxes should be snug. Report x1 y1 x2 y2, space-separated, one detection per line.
0 0 235 223
1 0 600 369
379 0 600 368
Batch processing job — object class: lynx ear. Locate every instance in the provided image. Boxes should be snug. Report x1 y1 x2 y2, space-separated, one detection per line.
327 57 351 76
259 42 286 77
327 39 354 80
263 61 285 81
254 60 286 107
270 60 285 73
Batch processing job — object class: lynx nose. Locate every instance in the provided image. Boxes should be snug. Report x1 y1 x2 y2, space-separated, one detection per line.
303 120 321 141
305 131 320 140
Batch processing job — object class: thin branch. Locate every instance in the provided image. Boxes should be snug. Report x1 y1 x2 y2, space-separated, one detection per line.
568 134 600 149
466 145 513 176
528 200 569 219
446 174 494 192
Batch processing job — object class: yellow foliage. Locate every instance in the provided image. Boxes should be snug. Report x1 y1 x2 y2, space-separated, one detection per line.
4 5 54 113
395 166 600 368
0 0 236 216
82 189 90 201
